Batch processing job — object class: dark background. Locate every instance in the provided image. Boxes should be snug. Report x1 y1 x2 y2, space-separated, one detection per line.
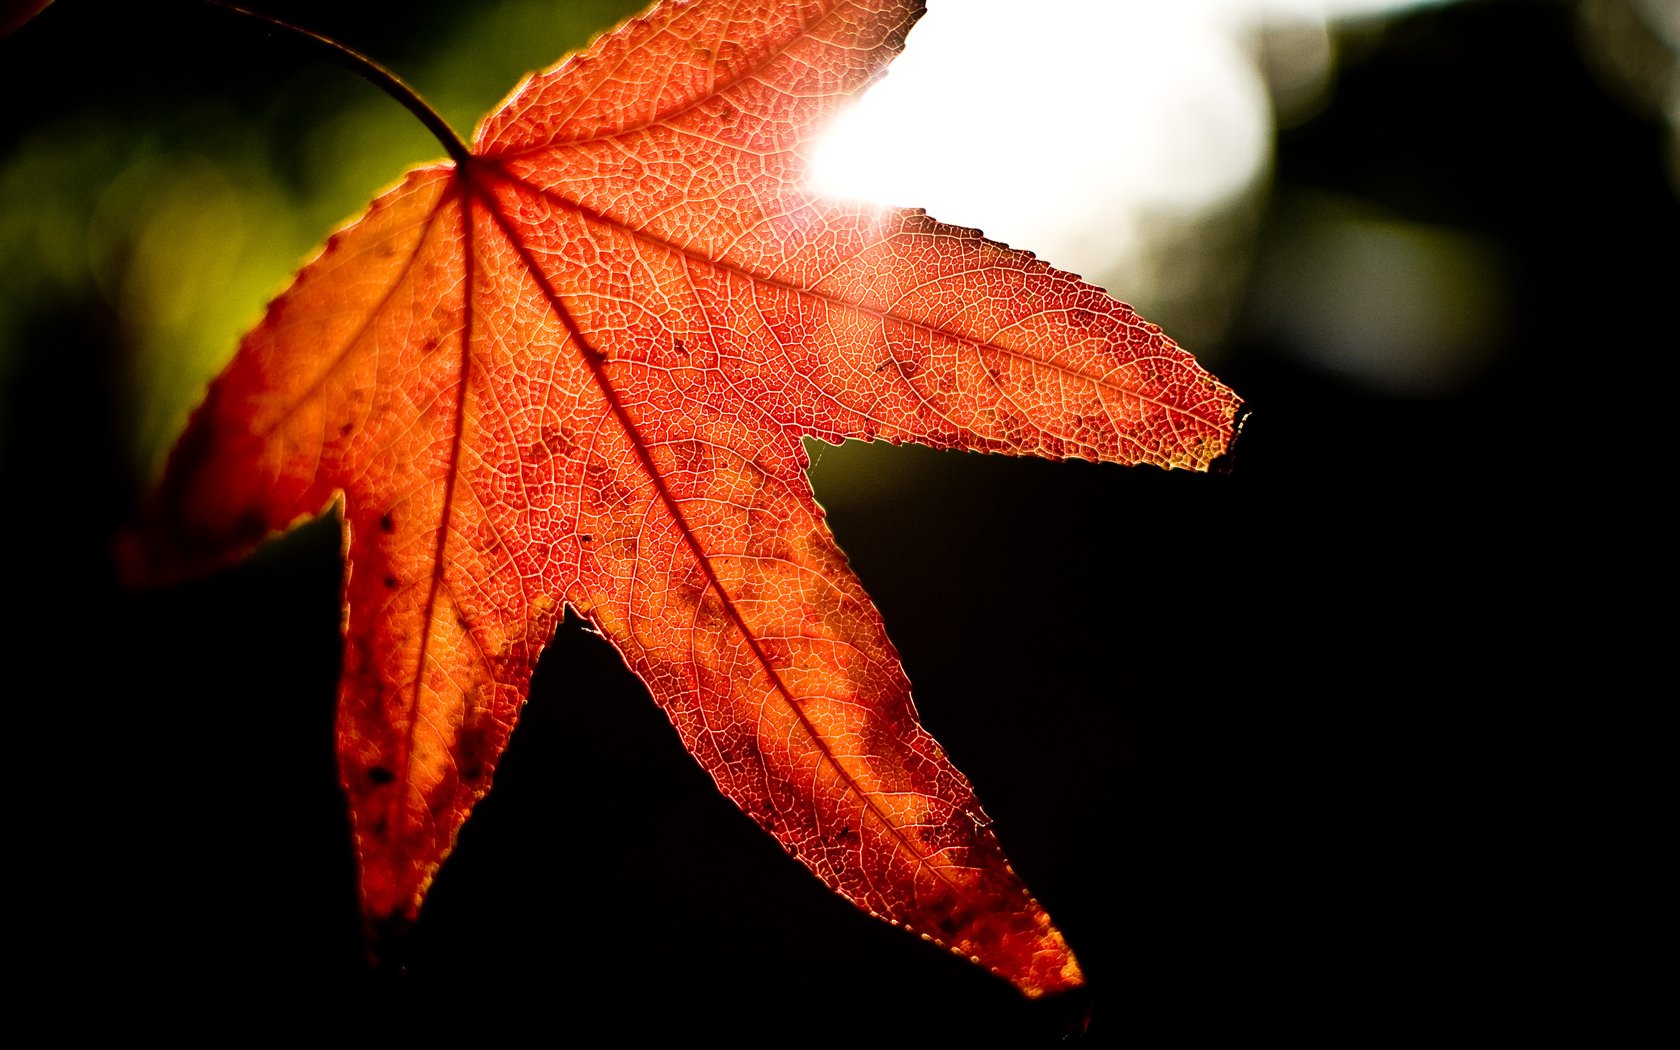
3 0 1669 1040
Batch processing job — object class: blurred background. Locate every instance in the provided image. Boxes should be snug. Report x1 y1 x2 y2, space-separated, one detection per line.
2 0 1670 1039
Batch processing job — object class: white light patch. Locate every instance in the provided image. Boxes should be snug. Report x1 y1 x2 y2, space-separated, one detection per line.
811 0 1461 287
812 1 1270 283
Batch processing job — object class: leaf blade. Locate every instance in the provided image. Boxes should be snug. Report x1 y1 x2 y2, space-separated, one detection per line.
130 0 1244 1000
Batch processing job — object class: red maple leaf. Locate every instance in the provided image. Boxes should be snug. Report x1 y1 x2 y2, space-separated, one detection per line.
126 0 1243 998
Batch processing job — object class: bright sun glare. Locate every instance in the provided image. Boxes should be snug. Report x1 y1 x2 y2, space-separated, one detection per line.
811 0 1458 290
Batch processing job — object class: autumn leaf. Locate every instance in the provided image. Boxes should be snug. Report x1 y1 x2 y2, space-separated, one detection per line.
125 0 1243 998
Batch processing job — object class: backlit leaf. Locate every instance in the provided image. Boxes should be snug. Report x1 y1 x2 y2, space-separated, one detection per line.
127 0 1243 998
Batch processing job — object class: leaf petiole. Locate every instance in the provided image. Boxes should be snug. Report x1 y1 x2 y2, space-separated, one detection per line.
193 0 473 169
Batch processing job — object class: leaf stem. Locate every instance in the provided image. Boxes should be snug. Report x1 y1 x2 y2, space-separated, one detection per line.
194 0 472 169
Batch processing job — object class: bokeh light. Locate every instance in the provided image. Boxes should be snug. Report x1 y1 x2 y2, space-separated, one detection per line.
812 0 1465 354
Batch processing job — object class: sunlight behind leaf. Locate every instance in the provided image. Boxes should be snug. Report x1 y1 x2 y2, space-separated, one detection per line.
811 1 1272 310
812 0 1462 354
